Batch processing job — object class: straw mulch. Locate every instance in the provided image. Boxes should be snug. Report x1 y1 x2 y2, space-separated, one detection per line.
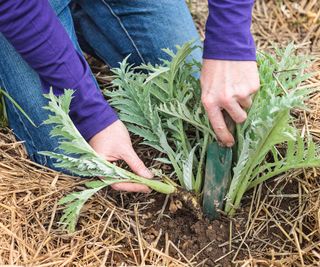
0 131 190 266
0 0 319 266
229 1 320 266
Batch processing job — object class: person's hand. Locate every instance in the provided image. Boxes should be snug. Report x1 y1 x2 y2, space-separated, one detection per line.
89 120 153 193
200 59 260 146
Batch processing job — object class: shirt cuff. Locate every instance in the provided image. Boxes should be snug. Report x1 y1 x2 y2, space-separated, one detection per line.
75 104 119 141
203 41 256 61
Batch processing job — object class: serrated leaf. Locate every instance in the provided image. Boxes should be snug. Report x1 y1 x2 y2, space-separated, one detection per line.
182 145 198 190
40 89 176 232
154 157 172 165
225 46 320 216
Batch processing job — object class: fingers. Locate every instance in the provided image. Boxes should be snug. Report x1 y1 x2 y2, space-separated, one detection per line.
124 150 153 179
224 99 247 123
89 119 153 193
238 96 252 109
200 59 260 147
207 107 235 147
202 91 253 146
116 149 153 193
111 182 151 193
203 97 250 146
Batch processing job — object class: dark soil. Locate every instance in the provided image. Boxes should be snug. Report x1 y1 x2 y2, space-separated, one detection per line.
141 194 234 266
106 171 310 266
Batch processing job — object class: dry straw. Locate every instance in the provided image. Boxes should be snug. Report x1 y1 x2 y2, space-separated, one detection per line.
0 0 319 266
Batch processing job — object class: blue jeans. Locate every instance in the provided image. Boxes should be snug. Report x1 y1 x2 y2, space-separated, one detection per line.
0 0 201 171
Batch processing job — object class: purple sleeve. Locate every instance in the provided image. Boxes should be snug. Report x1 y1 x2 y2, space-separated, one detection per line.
204 0 256 61
0 0 118 141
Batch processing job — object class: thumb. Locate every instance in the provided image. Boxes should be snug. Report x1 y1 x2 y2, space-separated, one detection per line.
123 150 154 179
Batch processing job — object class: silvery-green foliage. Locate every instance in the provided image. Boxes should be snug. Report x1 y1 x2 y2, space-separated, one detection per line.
108 43 319 215
40 90 175 232
41 42 320 221
41 90 127 178
57 179 124 232
108 42 319 215
225 44 320 215
107 42 213 192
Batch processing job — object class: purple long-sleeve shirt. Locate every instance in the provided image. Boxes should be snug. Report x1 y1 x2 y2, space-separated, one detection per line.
0 0 255 141
204 0 256 60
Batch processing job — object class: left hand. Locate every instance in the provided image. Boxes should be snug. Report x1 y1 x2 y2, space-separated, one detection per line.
200 59 260 146
89 120 153 193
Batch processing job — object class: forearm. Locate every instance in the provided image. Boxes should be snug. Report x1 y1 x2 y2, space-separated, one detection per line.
204 0 256 61
0 0 118 140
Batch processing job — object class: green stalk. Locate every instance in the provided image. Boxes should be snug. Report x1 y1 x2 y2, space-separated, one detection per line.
158 132 184 185
178 119 190 157
0 94 6 127
225 111 290 215
166 151 184 186
0 88 36 127
225 169 253 216
121 171 176 194
194 132 209 193
248 162 320 190
78 141 177 194
93 158 176 194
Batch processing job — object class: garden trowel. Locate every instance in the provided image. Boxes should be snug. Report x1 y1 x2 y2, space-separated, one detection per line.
202 113 235 219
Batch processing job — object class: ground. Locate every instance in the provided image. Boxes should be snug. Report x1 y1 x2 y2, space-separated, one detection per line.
0 0 319 266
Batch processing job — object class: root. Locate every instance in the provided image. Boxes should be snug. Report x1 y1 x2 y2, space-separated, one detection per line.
170 188 203 220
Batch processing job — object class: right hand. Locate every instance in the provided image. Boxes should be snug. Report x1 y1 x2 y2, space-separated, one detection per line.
200 59 260 146
89 120 153 193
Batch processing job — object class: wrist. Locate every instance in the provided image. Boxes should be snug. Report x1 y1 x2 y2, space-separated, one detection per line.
70 102 119 142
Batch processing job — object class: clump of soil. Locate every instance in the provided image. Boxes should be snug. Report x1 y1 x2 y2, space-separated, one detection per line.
141 194 234 266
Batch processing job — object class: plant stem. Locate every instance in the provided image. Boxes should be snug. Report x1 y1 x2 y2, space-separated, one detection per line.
248 161 320 189
178 119 190 158
194 132 209 193
131 175 176 194
225 111 290 215
93 157 176 194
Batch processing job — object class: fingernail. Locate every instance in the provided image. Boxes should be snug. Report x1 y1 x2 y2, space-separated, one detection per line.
226 142 234 147
145 188 152 194
142 169 153 178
